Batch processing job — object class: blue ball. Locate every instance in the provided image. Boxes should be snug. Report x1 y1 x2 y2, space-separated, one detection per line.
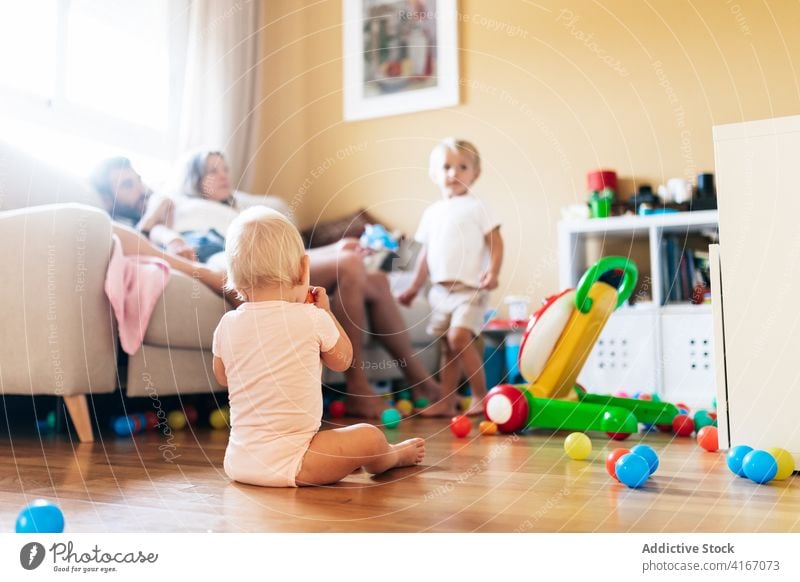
726 445 754 477
631 444 660 475
615 453 650 488
742 450 778 484
15 499 65 533
113 416 135 437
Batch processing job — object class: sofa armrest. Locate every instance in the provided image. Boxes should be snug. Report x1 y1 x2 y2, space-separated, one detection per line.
0 204 118 396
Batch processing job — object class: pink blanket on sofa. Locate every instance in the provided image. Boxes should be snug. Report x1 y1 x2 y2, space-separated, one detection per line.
104 235 171 355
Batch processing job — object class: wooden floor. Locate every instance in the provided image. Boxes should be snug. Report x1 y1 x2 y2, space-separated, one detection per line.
1 418 799 533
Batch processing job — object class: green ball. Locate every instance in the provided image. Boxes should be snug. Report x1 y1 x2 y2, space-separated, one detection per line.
694 410 713 430
712 396 717 410
46 411 57 429
381 408 402 429
651 393 661 403
398 389 412 401
413 398 429 408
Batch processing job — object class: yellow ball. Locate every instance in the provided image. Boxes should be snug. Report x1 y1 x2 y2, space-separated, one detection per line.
479 420 498 435
564 432 592 460
459 396 473 411
167 410 187 431
396 400 413 416
209 408 230 430
767 447 795 480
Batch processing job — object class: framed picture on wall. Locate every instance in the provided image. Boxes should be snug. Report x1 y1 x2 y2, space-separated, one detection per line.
343 0 459 121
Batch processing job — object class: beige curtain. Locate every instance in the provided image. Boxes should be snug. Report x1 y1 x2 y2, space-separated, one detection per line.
177 0 261 190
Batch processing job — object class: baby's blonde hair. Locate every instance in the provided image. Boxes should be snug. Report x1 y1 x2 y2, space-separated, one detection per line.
428 138 481 180
224 206 306 298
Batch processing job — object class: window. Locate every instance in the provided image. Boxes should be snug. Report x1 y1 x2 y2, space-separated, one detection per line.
0 0 184 179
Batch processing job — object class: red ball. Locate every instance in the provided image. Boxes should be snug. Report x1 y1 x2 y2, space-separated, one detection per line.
184 405 198 424
657 424 674 433
638 393 652 401
606 448 631 480
607 431 632 441
328 400 346 418
484 384 529 433
144 411 158 430
450 415 472 438
708 411 717 421
672 414 695 437
697 426 719 452
675 402 691 414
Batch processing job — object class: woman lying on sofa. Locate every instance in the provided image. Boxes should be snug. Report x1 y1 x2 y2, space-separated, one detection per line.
91 152 441 417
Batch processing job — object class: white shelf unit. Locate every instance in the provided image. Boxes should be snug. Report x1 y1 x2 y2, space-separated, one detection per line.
557 211 719 405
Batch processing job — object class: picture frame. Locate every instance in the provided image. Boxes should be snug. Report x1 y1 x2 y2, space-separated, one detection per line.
342 0 459 122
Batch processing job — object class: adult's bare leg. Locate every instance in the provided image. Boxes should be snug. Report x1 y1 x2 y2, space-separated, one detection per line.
362 271 441 401
309 250 384 418
112 223 235 303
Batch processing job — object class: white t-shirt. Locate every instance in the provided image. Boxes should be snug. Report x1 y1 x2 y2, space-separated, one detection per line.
212 301 339 486
415 192 500 287
171 190 292 236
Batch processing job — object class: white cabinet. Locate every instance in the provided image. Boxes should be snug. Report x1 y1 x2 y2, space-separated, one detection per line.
712 114 800 463
558 211 718 405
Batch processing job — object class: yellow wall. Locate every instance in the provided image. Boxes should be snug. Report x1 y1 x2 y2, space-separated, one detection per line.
252 0 800 307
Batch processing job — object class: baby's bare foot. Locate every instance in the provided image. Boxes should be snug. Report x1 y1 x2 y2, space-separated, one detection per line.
392 438 426 467
345 395 385 419
463 397 485 416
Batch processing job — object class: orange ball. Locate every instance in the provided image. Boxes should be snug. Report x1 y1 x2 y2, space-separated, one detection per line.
697 426 719 452
606 448 631 480
479 420 498 435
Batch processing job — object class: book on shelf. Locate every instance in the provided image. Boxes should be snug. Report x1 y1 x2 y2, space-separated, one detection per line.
661 236 713 305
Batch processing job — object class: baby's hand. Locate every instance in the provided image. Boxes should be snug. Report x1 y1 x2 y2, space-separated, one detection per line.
479 271 499 290
309 286 331 311
396 287 418 307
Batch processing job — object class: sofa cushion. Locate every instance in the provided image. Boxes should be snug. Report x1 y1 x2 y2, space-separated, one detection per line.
143 270 231 350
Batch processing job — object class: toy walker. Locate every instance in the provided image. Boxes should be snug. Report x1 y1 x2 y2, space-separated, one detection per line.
484 257 678 439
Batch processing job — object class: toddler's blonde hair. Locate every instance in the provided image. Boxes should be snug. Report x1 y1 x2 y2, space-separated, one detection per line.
428 138 481 180
224 206 306 297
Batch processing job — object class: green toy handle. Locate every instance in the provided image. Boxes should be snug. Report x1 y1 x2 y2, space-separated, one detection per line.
575 256 638 314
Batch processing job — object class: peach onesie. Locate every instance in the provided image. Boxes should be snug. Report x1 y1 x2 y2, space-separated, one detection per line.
212 301 340 487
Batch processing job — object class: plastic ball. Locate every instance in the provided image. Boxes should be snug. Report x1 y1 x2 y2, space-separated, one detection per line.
606 448 631 480
396 399 413 416
726 445 754 477
651 393 662 403
209 408 230 430
381 408 402 429
167 410 187 431
564 432 592 460
693 410 713 431
413 397 429 409
697 426 719 452
742 450 778 484
712 396 717 410
638 393 652 401
631 444 659 475
602 408 637 440
459 396 473 411
672 414 695 437
616 453 650 488
766 447 795 481
15 499 65 533
450 415 472 438
484 384 529 433
398 389 412 401
478 421 498 435
113 416 135 436
46 410 57 429
614 391 629 399
328 400 346 418
144 411 159 429
184 405 198 424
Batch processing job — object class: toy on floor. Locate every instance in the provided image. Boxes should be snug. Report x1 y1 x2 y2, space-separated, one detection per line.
767 447 795 480
616 453 650 488
742 450 777 484
414 397 429 409
450 415 472 438
381 408 401 429
606 448 630 480
483 257 681 440
726 445 753 477
631 444 659 475
697 426 718 452
564 432 592 460
672 414 695 437
396 399 413 416
479 420 498 435
15 499 65 533
209 407 230 430
328 400 346 418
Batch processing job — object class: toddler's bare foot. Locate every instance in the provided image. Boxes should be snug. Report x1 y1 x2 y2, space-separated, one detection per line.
345 395 386 419
419 397 458 417
463 397 485 416
392 438 426 467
